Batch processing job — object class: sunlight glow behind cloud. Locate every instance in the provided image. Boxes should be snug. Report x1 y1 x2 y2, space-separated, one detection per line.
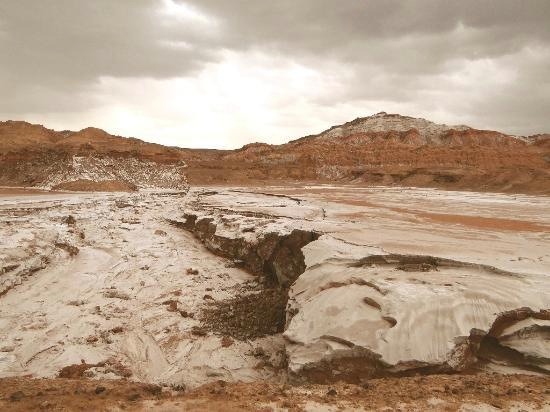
0 0 548 147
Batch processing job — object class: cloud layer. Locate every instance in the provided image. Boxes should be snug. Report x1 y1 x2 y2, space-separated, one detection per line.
0 0 549 148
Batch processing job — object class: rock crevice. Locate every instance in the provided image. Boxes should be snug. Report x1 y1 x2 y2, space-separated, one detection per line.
170 213 319 287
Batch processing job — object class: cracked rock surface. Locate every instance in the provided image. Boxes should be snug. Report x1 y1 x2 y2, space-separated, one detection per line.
180 186 550 382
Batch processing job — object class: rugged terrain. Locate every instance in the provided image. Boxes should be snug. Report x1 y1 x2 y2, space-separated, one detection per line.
2 113 549 194
1 114 549 410
0 186 548 410
0 121 188 191
181 112 550 194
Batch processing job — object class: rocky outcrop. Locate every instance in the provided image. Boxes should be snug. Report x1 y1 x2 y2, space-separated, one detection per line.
284 236 550 382
0 121 189 191
41 155 188 191
171 212 319 287
181 113 550 194
169 191 550 383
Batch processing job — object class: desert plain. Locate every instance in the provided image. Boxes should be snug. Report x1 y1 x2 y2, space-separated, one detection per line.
0 185 548 411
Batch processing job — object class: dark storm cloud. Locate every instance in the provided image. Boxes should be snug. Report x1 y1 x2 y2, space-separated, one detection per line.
187 0 549 58
0 0 215 112
0 0 549 135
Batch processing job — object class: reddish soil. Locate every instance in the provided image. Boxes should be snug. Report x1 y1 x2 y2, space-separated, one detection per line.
280 189 550 233
0 374 547 411
417 211 550 232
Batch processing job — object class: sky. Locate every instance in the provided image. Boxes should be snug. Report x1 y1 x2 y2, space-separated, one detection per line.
0 0 549 149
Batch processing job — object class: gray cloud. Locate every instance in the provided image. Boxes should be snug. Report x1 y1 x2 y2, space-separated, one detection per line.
0 0 215 112
187 0 550 58
0 0 549 140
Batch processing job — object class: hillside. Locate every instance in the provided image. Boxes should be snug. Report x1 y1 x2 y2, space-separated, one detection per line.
181 112 550 194
1 114 549 194
0 121 188 191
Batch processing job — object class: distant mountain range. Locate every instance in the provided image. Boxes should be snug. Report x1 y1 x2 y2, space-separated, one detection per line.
182 112 550 194
1 113 549 193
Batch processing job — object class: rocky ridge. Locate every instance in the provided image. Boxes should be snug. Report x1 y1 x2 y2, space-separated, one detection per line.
181 112 550 194
2 114 549 193
0 121 189 191
303 111 472 144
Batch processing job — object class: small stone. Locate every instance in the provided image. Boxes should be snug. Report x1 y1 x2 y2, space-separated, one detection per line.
171 384 186 393
145 384 162 396
179 310 193 318
191 326 207 336
127 393 140 401
221 336 234 347
166 301 178 312
253 347 266 357
326 388 337 396
39 400 52 409
10 391 25 401
95 386 106 395
64 215 76 225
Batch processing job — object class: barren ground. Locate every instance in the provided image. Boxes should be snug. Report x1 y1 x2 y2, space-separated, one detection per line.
0 185 549 411
1 373 549 411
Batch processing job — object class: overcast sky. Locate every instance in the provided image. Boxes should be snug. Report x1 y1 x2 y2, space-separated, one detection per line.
1 1 549 148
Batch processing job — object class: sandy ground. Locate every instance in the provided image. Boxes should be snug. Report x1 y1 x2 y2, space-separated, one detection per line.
0 373 549 411
1 186 549 410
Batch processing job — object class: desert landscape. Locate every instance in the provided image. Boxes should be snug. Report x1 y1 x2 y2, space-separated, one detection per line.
1 1 549 410
0 113 549 411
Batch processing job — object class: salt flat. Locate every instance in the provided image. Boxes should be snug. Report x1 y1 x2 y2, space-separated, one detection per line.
0 186 548 389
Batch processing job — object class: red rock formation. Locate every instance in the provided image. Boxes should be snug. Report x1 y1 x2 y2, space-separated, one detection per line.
181 113 550 194
0 121 188 190
2 113 549 193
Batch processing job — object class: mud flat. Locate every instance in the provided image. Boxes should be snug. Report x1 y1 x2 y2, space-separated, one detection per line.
0 186 549 410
